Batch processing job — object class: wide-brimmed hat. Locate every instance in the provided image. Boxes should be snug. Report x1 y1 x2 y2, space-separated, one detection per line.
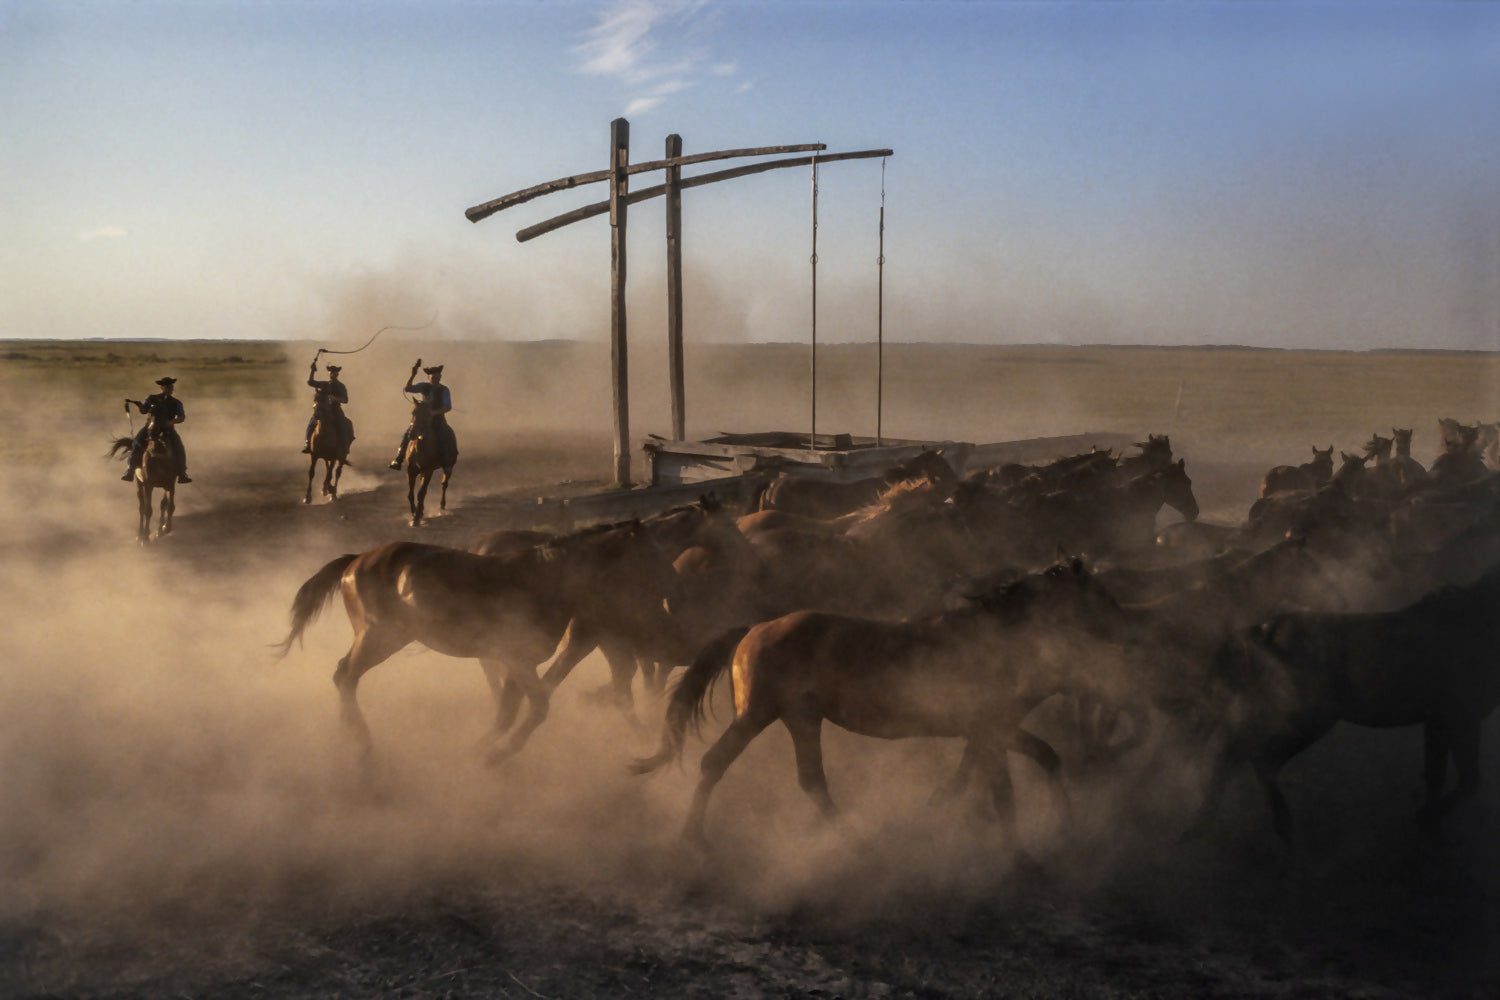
326 365 342 374
422 365 444 376
155 376 177 386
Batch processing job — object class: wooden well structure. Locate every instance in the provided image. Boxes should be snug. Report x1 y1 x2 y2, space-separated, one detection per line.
466 119 893 487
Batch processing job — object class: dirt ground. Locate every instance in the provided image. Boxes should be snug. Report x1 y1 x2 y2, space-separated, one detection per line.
2 341 1498 998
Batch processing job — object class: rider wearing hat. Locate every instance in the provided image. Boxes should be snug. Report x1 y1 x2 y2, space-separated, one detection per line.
302 360 351 454
389 359 454 470
122 376 191 483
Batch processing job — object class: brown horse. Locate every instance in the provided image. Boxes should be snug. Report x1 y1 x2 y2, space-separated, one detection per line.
953 459 1200 568
632 558 1124 846
109 423 180 543
1260 445 1334 498
750 448 958 519
1185 557 1500 844
275 498 734 762
304 400 353 505
405 397 455 526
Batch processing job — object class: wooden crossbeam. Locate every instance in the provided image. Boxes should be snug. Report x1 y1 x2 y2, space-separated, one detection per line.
465 143 828 223
514 148 894 242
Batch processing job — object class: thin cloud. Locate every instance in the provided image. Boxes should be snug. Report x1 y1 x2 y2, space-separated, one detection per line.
574 0 735 114
79 226 128 242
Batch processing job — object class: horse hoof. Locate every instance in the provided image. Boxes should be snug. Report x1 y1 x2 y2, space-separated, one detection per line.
303 497 312 505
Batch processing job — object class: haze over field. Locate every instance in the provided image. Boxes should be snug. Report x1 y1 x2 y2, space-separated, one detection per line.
3 1 1498 352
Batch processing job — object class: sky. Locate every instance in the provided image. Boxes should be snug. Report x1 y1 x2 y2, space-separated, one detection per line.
2 0 1498 351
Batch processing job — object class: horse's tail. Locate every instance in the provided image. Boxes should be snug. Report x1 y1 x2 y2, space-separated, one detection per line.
272 554 358 658
629 625 750 775
108 437 133 460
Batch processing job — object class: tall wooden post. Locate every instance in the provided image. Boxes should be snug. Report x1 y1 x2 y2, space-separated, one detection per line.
665 134 686 441
809 156 819 449
609 118 631 484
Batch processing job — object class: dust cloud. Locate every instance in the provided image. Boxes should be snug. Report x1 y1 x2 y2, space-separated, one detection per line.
4 341 1500 995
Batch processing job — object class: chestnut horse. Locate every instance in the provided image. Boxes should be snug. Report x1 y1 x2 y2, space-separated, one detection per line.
632 558 1124 846
109 422 180 543
275 497 738 763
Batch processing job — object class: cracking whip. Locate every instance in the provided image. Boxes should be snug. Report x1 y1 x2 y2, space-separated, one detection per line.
312 311 439 366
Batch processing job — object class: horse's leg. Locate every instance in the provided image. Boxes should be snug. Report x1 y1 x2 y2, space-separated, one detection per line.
406 469 420 524
599 641 644 729
414 472 432 526
305 455 317 504
683 711 775 845
482 663 554 766
476 656 526 750
974 733 1020 844
930 742 978 804
538 619 598 689
1421 719 1452 817
1423 714 1482 821
331 459 343 500
137 484 151 542
783 711 838 821
332 625 409 760
1010 727 1071 827
160 488 173 537
440 467 452 511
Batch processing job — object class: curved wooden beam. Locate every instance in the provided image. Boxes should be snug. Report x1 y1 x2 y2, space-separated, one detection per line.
515 148 894 242
465 143 829 223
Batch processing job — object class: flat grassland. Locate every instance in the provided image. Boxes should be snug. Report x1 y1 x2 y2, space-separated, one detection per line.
2 339 1498 999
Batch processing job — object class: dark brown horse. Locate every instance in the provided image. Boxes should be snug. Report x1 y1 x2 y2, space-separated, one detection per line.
749 448 957 519
1260 445 1334 498
405 397 455 526
953 459 1199 568
304 399 353 505
632 558 1125 846
109 423 180 543
275 497 735 763
1185 557 1500 844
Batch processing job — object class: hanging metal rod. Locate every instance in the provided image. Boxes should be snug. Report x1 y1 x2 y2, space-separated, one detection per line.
465 143 828 223
512 148 894 243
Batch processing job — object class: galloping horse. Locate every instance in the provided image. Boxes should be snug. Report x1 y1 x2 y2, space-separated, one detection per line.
749 448 958 519
109 421 181 542
275 498 735 763
632 558 1124 846
304 397 353 504
1185 557 1500 844
404 396 455 526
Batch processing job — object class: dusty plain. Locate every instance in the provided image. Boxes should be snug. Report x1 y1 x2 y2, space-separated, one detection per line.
2 338 1499 998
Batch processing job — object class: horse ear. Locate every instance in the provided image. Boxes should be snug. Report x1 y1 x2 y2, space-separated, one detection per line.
1176 458 1185 470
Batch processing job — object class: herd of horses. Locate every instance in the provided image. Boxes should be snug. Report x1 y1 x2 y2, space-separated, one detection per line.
277 417 1500 853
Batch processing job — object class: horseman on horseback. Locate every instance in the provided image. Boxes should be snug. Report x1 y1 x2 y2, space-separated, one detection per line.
388 359 456 471
121 376 191 483
302 360 353 456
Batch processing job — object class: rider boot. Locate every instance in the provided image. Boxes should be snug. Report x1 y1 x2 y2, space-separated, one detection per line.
301 441 312 454
178 471 192 483
121 467 136 482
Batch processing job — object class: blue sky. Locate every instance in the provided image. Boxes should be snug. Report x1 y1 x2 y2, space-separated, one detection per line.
2 0 1497 350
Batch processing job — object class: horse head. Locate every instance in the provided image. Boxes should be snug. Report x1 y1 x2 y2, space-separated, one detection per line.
1392 429 1413 457
1158 458 1199 521
1363 433 1393 462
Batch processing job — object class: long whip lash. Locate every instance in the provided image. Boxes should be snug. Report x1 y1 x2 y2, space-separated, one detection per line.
315 311 439 360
